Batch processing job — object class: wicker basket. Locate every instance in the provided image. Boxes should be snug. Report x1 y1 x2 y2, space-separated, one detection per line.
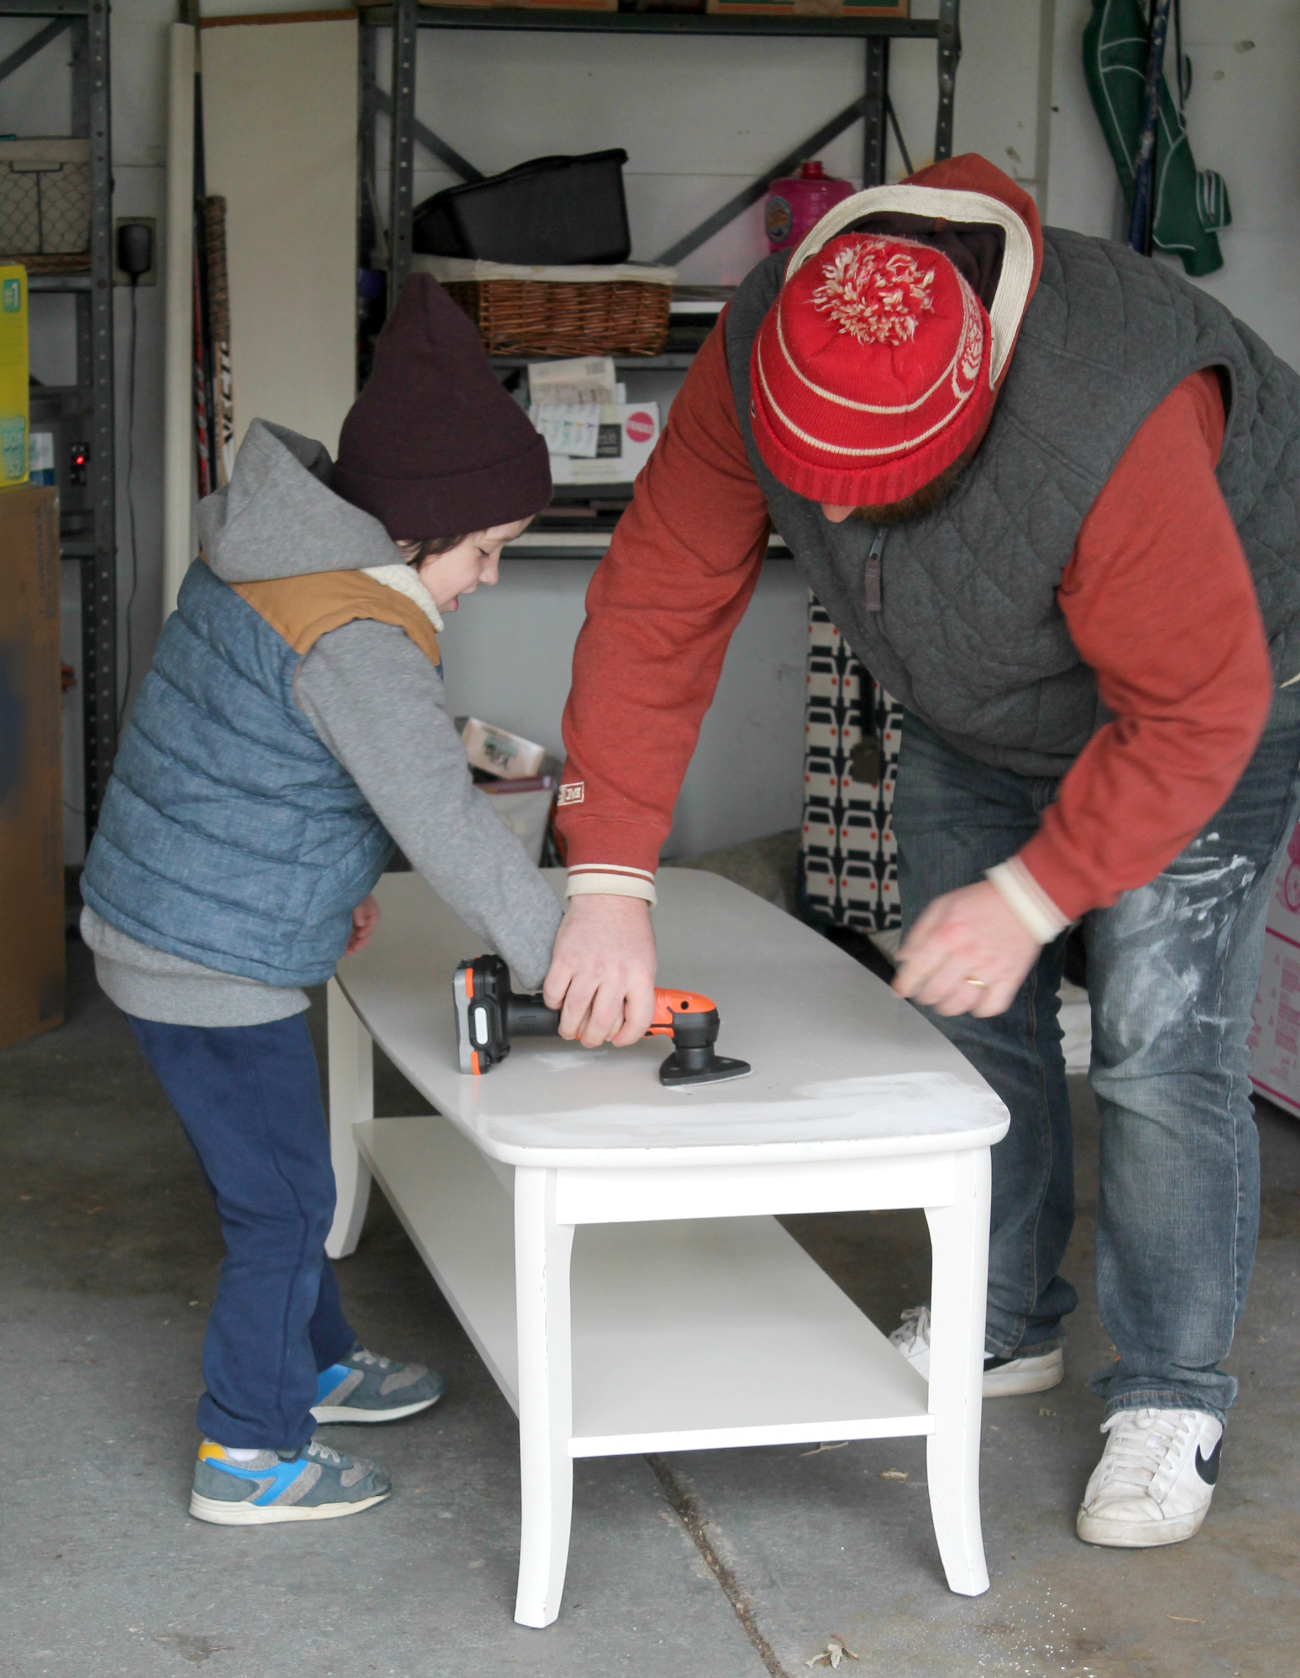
3 251 89 276
0 140 91 269
445 277 671 357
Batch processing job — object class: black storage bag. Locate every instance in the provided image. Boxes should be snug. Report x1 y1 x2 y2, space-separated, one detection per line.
413 149 631 266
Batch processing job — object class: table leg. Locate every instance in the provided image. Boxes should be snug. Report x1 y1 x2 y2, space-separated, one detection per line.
513 1167 575 1629
924 1148 992 1596
325 978 374 1260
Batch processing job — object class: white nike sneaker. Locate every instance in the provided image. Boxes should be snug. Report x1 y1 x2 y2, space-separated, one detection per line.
1076 1407 1222 1548
889 1305 1064 1398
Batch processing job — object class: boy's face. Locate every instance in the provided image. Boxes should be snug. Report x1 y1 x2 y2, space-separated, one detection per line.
397 519 532 614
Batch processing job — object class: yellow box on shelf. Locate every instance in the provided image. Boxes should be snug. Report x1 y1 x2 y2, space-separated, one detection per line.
0 263 29 487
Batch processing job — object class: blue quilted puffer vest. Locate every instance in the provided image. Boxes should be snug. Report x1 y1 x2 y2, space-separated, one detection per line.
82 561 394 986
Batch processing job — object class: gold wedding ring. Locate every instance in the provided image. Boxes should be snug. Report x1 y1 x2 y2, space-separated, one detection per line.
964 975 989 990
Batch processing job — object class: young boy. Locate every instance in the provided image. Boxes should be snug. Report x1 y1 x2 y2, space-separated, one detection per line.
80 277 561 1524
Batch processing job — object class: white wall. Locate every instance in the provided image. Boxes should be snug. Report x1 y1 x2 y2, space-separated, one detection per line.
8 0 1300 862
362 0 1059 857
202 15 358 458
1048 0 1300 370
381 0 1054 277
437 558 808 858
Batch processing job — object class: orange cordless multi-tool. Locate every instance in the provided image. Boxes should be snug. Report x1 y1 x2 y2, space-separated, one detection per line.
453 954 751 1088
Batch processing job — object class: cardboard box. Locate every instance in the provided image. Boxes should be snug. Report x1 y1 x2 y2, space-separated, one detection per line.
0 264 29 487
0 484 64 1047
461 716 548 780
1249 821 1300 1116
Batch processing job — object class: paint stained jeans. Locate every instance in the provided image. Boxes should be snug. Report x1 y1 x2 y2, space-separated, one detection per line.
892 689 1300 1420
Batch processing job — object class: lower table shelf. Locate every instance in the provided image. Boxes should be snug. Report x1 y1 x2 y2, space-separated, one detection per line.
355 1112 931 1460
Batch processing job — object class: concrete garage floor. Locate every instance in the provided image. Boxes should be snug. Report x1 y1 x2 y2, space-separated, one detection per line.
4 925 1300 1678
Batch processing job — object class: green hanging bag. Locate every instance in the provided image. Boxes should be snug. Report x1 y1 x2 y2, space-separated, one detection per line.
1083 0 1230 277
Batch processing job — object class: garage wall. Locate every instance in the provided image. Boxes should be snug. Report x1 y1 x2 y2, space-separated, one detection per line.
366 0 1059 855
201 14 359 459
1047 0 1300 370
383 0 1055 281
7 0 1300 860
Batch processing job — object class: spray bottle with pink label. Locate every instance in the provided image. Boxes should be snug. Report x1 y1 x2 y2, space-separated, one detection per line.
765 160 855 254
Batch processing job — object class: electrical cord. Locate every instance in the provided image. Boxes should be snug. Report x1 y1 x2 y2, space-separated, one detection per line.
119 275 140 729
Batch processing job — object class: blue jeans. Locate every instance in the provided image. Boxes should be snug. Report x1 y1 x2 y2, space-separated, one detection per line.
126 1012 356 1450
892 690 1300 1421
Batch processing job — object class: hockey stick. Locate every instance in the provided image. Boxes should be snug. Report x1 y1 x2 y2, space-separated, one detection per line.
204 194 234 486
190 6 218 497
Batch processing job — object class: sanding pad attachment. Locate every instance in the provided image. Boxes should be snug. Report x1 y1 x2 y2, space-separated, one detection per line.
659 1050 752 1089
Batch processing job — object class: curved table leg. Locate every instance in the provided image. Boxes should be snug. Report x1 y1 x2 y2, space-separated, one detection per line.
513 1167 575 1629
326 978 374 1259
924 1148 992 1596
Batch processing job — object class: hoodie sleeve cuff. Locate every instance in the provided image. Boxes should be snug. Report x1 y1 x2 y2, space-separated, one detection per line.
566 865 657 905
986 858 1071 945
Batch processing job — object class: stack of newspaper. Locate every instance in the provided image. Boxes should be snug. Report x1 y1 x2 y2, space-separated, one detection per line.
526 356 659 485
528 358 624 459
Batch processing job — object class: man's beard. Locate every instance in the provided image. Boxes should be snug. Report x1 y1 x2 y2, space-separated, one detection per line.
846 437 979 526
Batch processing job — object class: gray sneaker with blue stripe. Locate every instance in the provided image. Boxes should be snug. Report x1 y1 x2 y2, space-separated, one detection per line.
312 1344 446 1424
191 1439 391 1525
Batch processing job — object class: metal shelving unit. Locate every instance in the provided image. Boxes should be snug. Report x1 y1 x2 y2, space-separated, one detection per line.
1 0 116 847
356 1 961 559
361 1 961 303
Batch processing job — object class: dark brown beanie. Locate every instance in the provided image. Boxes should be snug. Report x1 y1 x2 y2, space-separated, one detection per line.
332 275 551 539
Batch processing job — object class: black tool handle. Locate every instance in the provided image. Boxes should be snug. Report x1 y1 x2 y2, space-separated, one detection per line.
668 1006 720 1051
504 993 562 1038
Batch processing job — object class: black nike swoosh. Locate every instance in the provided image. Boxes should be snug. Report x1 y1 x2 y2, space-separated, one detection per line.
1196 1438 1222 1486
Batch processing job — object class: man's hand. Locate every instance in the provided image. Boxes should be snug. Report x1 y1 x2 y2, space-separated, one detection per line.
345 894 381 956
893 880 1041 1018
543 894 657 1048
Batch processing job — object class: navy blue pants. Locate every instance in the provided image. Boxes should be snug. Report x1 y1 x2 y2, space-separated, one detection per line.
127 1011 356 1450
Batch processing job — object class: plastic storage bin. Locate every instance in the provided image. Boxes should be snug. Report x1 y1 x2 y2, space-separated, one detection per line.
413 149 631 266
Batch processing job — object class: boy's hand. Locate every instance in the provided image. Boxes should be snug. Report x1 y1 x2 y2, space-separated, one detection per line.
345 894 381 956
543 895 657 1048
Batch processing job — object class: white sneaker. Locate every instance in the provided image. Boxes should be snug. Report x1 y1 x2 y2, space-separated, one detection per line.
1076 1408 1222 1548
889 1305 1065 1398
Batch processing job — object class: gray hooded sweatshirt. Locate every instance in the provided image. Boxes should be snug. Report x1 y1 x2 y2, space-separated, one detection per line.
82 421 562 1025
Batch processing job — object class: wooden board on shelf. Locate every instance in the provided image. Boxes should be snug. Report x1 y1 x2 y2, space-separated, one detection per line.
706 0 907 15
356 1 619 11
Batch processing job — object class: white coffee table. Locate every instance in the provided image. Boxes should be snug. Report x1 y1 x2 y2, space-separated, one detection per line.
325 871 1008 1627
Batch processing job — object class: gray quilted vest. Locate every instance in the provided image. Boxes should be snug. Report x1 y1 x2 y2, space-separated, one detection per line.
727 227 1300 777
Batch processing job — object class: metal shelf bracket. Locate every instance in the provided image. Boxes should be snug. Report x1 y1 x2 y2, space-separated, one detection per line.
1 0 116 845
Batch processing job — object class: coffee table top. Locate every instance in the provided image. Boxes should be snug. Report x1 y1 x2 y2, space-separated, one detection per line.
336 871 1009 1168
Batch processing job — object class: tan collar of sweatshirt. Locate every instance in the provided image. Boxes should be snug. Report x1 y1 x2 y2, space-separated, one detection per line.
227 563 442 669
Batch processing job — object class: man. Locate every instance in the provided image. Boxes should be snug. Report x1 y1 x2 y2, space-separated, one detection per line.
542 154 1300 1549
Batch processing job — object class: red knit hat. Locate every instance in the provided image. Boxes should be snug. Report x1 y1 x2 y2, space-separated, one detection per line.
750 233 994 506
